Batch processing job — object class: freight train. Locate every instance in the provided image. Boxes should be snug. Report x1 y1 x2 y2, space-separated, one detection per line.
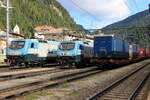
57 41 93 68
6 35 150 68
93 34 146 68
6 39 60 67
139 48 150 57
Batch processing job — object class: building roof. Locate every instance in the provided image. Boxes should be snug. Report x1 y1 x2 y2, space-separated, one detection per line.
34 26 55 31
34 26 69 34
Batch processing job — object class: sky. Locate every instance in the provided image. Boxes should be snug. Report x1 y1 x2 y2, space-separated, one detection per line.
56 0 150 29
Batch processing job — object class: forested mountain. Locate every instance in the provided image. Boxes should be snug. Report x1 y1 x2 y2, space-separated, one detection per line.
0 0 78 37
102 9 150 48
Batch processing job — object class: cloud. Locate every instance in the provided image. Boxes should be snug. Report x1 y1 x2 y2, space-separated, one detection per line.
56 0 131 28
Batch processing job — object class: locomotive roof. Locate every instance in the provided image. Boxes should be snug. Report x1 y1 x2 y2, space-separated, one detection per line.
60 40 93 46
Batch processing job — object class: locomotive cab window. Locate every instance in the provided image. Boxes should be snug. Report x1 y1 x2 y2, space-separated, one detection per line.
79 45 84 50
59 42 75 50
31 43 34 48
9 41 25 49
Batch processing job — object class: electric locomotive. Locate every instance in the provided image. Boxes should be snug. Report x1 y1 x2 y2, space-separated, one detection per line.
7 39 59 67
57 41 93 68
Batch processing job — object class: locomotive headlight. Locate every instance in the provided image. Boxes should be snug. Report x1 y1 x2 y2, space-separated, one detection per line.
96 53 98 57
78 50 81 55
14 51 21 55
9 51 21 55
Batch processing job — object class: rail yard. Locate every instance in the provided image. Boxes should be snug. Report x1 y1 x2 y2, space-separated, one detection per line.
0 34 150 100
0 0 150 100
0 59 149 100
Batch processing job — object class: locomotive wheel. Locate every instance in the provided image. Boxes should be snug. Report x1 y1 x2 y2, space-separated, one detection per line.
71 62 76 68
21 62 28 68
97 64 105 69
39 61 44 67
74 62 81 68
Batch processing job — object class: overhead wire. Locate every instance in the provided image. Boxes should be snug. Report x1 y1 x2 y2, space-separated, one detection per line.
70 0 101 21
122 0 131 10
69 0 102 29
132 0 140 11
68 0 149 44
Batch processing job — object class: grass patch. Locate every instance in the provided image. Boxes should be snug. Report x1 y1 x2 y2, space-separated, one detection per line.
67 88 83 96
21 93 39 100
55 84 71 89
21 84 70 100
21 90 54 100
38 90 52 95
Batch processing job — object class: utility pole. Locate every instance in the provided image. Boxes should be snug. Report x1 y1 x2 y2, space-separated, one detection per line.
148 4 150 49
6 0 10 53
0 0 12 54
148 4 150 12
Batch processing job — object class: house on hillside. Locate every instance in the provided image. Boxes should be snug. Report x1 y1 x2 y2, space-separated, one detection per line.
34 26 77 41
0 26 24 63
0 27 24 54
13 24 20 34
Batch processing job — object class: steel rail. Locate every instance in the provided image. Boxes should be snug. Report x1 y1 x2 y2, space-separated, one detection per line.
128 72 150 100
0 68 61 82
87 63 150 100
0 68 102 100
0 68 98 94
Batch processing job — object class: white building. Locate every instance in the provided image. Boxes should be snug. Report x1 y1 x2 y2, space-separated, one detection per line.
13 24 20 34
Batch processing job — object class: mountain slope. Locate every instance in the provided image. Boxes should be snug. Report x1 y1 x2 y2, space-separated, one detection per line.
103 9 150 28
102 9 150 47
0 0 78 37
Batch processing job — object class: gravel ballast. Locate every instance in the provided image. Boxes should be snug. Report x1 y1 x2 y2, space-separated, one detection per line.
17 59 150 100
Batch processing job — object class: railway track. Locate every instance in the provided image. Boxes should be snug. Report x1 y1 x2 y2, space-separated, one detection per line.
0 67 102 100
87 63 150 100
0 68 62 82
0 63 59 72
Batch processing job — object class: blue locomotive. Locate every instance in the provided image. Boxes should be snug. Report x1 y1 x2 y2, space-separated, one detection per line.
7 39 60 67
57 41 93 68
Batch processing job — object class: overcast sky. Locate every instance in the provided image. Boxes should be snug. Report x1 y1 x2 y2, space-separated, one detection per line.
56 0 150 29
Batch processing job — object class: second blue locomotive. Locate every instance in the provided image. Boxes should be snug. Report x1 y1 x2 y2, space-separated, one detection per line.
57 41 93 68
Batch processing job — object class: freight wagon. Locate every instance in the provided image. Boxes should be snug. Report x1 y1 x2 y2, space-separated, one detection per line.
94 34 131 67
94 35 129 59
129 44 140 59
57 41 93 68
139 48 150 58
